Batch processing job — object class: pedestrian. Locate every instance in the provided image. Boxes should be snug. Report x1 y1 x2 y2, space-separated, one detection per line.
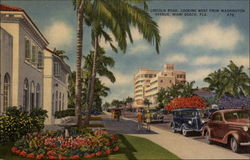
116 109 121 121
111 109 115 120
145 110 151 131
137 109 143 131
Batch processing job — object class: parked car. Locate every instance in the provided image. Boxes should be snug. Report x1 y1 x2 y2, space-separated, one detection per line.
143 108 164 123
170 108 206 136
202 109 250 153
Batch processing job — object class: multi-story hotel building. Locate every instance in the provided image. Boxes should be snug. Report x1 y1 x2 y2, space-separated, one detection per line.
0 4 70 124
134 64 186 107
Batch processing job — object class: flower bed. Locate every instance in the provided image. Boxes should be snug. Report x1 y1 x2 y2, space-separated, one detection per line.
11 130 119 159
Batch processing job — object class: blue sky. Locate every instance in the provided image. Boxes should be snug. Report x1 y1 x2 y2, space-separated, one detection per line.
2 0 249 103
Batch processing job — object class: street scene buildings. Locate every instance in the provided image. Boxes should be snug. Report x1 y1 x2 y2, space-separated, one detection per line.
0 4 70 124
134 64 186 107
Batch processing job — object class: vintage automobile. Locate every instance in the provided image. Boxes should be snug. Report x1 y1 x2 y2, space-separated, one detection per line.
202 109 250 153
143 108 164 122
170 108 206 136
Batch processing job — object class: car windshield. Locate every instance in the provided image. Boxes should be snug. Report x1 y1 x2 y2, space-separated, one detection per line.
181 110 203 117
224 111 250 123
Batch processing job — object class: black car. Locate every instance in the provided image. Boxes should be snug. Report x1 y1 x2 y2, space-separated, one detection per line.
170 108 206 136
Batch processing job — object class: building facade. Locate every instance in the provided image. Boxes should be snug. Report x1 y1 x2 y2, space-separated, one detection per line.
134 64 186 107
0 4 70 124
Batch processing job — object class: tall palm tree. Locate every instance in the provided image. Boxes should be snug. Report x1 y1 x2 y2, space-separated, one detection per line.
223 61 250 97
72 0 160 126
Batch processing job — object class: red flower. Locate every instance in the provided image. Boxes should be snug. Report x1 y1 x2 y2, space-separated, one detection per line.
11 146 17 153
48 155 57 159
84 154 91 158
113 146 120 151
47 150 56 156
15 150 21 154
58 154 67 159
90 153 95 157
19 151 27 157
96 151 102 156
36 154 44 160
27 153 35 159
71 155 80 159
106 149 112 155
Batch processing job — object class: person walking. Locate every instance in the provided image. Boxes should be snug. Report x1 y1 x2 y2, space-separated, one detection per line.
137 110 143 131
145 110 151 131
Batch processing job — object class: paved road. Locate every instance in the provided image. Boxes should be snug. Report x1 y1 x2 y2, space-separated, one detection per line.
120 111 250 157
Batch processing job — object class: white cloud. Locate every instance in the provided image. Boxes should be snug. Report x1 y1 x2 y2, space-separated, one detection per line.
158 17 184 41
224 55 249 67
100 71 132 87
128 44 150 54
130 27 143 41
44 21 73 48
192 54 249 67
181 21 243 50
193 56 221 65
166 54 188 63
187 69 214 82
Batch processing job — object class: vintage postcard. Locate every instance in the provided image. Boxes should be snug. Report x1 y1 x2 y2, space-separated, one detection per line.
0 0 249 159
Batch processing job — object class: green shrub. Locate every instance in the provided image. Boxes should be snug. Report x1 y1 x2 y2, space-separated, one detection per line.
54 109 75 119
0 106 47 144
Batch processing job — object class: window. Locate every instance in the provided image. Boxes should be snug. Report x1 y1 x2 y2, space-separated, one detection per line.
23 79 29 111
3 73 11 112
37 51 43 69
25 38 30 61
212 113 223 121
59 92 61 111
62 94 64 110
30 81 35 111
31 45 37 65
55 91 58 112
54 62 60 77
160 80 163 83
36 84 40 108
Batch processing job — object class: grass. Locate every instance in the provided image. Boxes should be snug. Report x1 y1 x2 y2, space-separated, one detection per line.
0 135 180 160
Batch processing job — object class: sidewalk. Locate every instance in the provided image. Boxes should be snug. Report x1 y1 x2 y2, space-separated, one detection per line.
102 111 250 159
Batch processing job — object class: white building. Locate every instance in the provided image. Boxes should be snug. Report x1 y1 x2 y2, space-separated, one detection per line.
0 3 70 124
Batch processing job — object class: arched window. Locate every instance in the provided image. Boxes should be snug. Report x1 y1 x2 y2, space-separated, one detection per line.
3 73 11 112
30 81 35 111
36 84 40 108
23 78 29 111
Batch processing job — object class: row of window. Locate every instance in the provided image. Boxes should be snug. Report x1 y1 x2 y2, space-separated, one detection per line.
54 61 66 83
177 74 185 78
25 37 43 69
23 79 40 111
52 91 65 114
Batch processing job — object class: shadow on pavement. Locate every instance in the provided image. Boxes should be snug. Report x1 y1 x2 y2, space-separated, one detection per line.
102 117 158 135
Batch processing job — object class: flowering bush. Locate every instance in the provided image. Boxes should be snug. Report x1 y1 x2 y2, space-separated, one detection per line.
218 96 250 109
0 107 47 144
166 96 206 111
11 129 119 159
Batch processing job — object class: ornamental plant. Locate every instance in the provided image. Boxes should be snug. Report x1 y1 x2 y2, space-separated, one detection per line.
166 96 206 111
0 107 47 144
11 129 120 159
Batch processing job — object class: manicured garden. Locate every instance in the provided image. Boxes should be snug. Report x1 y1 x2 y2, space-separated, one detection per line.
0 134 180 160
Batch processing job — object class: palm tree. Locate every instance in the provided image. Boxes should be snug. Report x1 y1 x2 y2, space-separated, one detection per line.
223 61 250 97
72 0 160 126
143 98 152 109
53 48 69 61
156 88 169 109
181 81 197 97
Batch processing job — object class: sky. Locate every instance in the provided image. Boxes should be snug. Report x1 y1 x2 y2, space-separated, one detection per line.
2 0 249 103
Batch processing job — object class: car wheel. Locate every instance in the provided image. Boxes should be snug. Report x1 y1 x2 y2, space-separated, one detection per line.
170 123 177 133
205 131 213 144
230 137 240 153
182 128 189 137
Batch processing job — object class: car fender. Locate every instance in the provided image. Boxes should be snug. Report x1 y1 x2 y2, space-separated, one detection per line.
223 131 241 144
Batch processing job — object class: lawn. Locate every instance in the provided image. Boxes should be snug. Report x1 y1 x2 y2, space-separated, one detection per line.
0 134 180 160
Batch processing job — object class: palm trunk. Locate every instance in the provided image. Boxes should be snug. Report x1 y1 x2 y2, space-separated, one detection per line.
75 1 85 127
85 35 99 125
